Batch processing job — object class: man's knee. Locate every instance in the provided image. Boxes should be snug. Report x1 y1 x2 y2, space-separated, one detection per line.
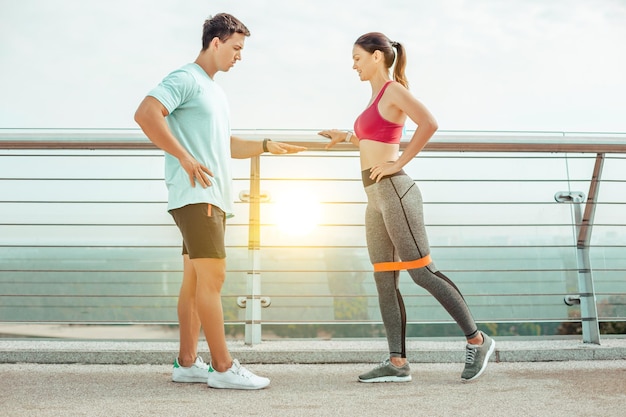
190 258 226 291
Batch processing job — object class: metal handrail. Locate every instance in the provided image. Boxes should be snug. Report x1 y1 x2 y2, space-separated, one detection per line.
1 129 626 153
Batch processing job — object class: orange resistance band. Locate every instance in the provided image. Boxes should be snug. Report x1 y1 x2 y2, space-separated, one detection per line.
373 254 432 272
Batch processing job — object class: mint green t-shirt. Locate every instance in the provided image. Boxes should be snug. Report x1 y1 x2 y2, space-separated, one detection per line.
148 63 234 215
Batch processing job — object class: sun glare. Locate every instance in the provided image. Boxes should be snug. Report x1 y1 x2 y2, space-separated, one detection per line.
272 189 321 236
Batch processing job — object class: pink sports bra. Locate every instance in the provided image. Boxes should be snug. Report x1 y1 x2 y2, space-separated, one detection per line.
354 81 404 144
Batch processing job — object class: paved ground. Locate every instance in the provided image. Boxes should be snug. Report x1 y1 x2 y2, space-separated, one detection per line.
1 360 625 417
1 335 625 416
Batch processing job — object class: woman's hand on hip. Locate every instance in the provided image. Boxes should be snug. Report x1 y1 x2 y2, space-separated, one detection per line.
369 161 401 183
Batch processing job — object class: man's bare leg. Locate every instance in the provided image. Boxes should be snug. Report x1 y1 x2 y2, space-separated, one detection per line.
177 254 202 367
190 257 233 372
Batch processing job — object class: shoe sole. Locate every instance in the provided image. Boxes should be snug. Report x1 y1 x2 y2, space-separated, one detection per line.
358 375 412 383
461 339 496 382
172 377 208 383
207 381 270 390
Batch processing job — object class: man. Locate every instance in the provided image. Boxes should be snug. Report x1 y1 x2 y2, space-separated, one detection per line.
134 13 305 390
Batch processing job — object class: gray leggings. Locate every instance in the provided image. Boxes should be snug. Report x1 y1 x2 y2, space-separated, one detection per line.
364 170 479 358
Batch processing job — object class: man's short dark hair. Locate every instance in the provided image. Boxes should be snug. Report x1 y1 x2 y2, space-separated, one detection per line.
202 13 250 50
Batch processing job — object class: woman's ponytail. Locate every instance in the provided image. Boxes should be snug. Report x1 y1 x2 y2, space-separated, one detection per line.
391 41 408 89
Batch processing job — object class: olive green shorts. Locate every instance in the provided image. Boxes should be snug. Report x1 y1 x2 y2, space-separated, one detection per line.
169 203 226 259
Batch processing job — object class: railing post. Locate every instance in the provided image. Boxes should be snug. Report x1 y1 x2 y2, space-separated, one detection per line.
574 197 601 344
245 155 262 345
555 153 604 344
575 154 604 344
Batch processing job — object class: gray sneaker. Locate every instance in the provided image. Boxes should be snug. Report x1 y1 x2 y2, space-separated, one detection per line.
358 358 412 383
461 331 496 382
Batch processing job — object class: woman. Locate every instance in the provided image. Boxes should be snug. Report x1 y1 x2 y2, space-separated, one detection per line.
319 32 495 383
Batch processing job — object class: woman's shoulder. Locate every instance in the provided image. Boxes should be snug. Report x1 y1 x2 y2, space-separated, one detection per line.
384 80 411 102
387 80 408 92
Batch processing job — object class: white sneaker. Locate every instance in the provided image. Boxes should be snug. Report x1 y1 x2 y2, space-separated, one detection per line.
207 359 270 390
172 356 209 383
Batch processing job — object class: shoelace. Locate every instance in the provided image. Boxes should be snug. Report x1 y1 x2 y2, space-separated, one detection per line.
195 357 209 370
375 358 390 368
465 346 477 364
231 360 255 379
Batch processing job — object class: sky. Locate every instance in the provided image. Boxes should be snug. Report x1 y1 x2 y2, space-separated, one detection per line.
1 0 625 133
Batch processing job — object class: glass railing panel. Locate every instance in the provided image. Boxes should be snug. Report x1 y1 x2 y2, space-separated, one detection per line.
256 247 577 324
0 246 251 323
1 151 165 179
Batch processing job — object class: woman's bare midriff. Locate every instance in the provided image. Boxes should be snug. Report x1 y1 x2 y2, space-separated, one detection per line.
359 139 400 170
